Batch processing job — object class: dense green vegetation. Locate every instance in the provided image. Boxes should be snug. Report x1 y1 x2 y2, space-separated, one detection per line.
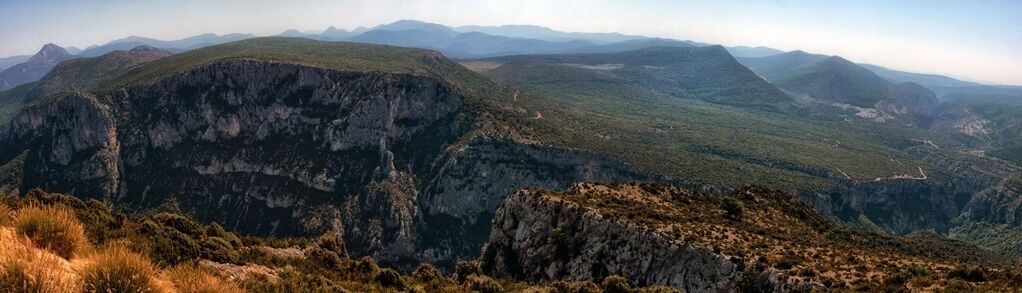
0 82 31 130
938 94 1022 164
476 57 927 189
102 37 458 89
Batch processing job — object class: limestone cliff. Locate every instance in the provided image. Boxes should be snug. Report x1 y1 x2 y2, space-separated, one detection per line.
481 186 738 292
481 182 1007 292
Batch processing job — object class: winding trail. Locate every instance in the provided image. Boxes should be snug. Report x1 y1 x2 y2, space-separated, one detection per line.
873 166 927 182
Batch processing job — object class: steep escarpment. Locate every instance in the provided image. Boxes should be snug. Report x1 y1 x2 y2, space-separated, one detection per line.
1 92 120 198
482 182 1015 292
481 185 738 292
0 38 648 269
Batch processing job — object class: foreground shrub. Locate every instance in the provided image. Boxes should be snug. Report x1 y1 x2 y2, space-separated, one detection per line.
78 246 169 293
315 231 348 258
602 275 634 293
199 236 240 264
721 197 743 221
551 280 601 293
14 205 88 259
376 268 405 289
204 222 243 249
947 266 988 282
455 260 481 282
0 202 10 226
334 256 380 282
409 263 456 292
465 274 502 293
136 217 201 266
411 263 445 282
243 267 343 293
165 265 244 293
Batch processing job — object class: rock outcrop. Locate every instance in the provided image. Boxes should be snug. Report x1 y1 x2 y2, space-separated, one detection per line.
482 186 738 292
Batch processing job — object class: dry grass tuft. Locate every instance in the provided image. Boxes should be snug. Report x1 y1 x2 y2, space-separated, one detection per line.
77 245 172 293
0 202 11 226
165 265 244 293
13 205 88 259
0 228 80 293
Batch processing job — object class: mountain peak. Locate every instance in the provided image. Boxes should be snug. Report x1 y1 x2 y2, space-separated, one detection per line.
29 43 72 62
376 19 457 36
823 55 855 65
128 45 164 53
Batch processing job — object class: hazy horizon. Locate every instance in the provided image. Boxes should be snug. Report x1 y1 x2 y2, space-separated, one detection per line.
1 0 1019 86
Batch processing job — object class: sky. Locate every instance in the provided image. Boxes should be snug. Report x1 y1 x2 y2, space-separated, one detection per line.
1 0 1020 85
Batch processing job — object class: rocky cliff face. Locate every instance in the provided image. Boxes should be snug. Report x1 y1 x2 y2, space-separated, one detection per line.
960 176 1022 226
0 58 646 269
481 182 1010 292
481 186 738 292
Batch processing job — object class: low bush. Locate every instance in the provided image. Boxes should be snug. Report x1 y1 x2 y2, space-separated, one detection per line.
721 197 743 221
947 266 988 282
136 217 201 266
602 275 634 293
315 231 348 259
465 274 502 293
551 280 601 293
200 236 239 263
13 205 88 259
0 202 10 226
455 260 481 282
78 245 169 293
376 268 405 289
165 265 244 293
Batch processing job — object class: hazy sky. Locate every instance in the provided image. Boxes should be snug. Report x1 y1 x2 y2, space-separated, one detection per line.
1 0 1020 85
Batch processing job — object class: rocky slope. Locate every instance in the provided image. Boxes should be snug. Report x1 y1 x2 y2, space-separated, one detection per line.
482 184 738 292
0 44 76 91
773 56 938 126
482 182 1017 292
0 38 647 269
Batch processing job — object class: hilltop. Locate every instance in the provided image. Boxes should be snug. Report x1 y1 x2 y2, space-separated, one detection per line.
481 45 792 107
26 45 173 100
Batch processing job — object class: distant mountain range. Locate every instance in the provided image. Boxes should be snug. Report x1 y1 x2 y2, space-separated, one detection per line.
453 24 645 44
0 55 32 71
79 33 255 57
1 19 1018 101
